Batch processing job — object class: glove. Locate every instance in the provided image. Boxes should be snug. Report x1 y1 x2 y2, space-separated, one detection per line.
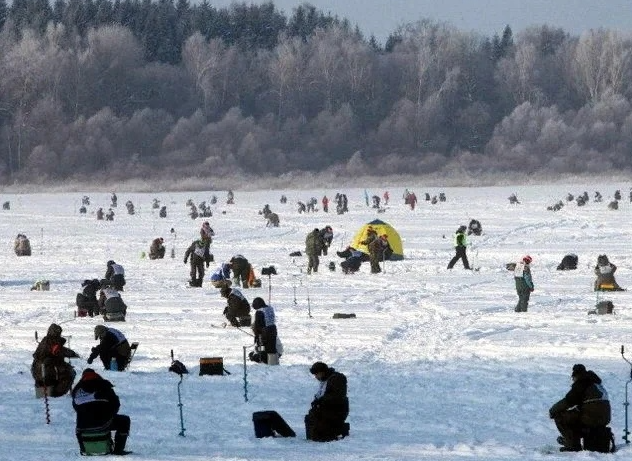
87 357 93 364
184 259 188 264
530 288 534 292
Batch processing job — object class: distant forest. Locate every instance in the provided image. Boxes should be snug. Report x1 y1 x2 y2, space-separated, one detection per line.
0 0 631 183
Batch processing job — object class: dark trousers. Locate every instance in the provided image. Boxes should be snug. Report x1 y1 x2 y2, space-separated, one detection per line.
369 254 382 273
77 414 131 453
110 274 125 291
307 253 319 273
232 259 250 286
305 410 347 441
189 260 205 284
99 351 130 371
554 410 583 449
448 247 470 269
515 287 531 312
259 325 278 354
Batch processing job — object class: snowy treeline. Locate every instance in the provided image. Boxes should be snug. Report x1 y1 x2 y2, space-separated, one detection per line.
1 1 632 182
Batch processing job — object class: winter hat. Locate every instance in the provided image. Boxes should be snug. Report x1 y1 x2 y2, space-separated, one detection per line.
523 255 533 264
81 368 100 380
572 364 586 377
94 325 108 340
310 361 329 375
252 297 266 310
47 323 62 337
220 286 231 298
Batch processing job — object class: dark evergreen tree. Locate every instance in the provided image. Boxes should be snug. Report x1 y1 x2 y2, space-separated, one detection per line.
492 25 513 61
0 0 8 30
368 34 381 52
384 32 402 52
52 0 66 24
94 0 114 25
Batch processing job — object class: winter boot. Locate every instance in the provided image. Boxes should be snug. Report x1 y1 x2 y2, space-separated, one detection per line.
113 433 129 455
559 445 582 452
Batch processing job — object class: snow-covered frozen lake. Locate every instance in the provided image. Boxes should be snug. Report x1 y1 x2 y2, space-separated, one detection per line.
1 183 631 460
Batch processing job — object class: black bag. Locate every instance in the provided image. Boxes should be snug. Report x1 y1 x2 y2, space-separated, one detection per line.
252 411 296 438
556 254 578 270
596 300 614 315
583 426 616 453
169 360 188 375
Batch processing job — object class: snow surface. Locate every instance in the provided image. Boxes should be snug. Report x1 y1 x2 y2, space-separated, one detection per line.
1 184 632 460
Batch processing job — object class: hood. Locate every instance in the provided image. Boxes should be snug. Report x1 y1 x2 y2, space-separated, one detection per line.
47 323 62 337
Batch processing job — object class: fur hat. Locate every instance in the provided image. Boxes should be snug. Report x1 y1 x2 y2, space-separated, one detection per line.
47 323 62 337
252 297 266 310
94 325 107 340
572 364 586 377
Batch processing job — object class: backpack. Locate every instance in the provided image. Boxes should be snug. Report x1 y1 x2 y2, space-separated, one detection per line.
596 301 614 315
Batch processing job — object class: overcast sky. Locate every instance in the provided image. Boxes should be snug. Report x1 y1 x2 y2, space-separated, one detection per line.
206 0 632 43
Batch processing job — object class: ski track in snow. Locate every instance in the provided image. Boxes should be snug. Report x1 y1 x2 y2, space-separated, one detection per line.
1 184 632 460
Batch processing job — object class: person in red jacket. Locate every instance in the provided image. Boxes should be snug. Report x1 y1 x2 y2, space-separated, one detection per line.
322 196 329 213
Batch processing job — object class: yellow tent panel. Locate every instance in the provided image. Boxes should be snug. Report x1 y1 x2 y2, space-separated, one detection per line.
350 219 404 260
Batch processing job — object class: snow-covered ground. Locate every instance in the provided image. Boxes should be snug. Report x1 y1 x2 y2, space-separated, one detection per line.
1 183 632 460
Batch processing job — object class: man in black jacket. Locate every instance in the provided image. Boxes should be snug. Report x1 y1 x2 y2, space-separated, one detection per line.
220 286 251 327
72 368 131 455
88 325 132 372
184 239 212 287
549 364 611 452
76 279 101 317
305 361 349 441
105 260 126 291
252 297 278 365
